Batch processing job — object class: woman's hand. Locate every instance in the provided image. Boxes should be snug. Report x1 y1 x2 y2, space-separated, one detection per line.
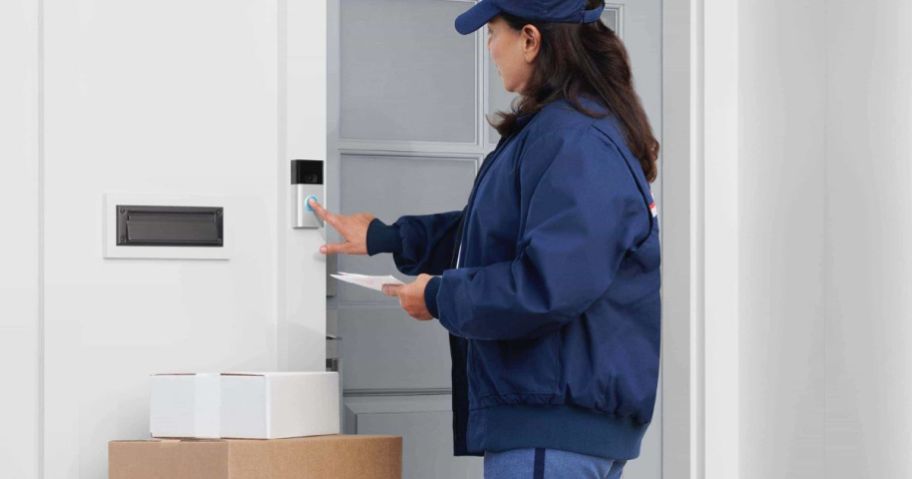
308 198 375 255
382 274 434 321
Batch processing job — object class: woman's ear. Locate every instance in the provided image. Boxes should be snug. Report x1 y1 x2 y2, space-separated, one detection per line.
520 24 541 63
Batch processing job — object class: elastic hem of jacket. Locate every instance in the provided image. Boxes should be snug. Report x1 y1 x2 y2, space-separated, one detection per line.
465 403 649 460
424 276 441 318
366 218 402 256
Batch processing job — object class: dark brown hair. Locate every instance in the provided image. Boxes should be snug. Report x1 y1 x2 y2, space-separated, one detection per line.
490 0 659 182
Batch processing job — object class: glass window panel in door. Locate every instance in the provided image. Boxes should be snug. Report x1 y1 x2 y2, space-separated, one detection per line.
340 0 477 143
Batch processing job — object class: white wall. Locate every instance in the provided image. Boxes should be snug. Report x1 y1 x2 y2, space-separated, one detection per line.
43 2 276 476
1 1 328 477
738 0 912 477
825 1 912 477
738 1 827 478
0 0 41 476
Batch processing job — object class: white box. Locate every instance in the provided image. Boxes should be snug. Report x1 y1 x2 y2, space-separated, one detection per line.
150 372 340 439
150 373 221 439
220 372 340 439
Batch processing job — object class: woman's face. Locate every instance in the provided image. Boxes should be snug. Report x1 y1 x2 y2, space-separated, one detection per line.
487 17 539 94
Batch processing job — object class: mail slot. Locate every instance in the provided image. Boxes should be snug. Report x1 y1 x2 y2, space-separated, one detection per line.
116 205 224 247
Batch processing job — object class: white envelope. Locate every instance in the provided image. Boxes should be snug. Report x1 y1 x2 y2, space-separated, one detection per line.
330 271 404 292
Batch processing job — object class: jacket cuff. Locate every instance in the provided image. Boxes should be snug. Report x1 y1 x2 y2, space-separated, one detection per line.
366 218 402 256
424 276 442 319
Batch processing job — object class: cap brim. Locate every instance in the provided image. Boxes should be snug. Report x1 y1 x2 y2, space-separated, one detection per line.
454 0 501 35
582 4 606 23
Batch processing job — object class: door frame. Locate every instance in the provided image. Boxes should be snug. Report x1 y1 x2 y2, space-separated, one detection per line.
661 0 740 478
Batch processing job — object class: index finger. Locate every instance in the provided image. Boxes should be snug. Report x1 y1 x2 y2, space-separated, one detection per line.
308 198 337 225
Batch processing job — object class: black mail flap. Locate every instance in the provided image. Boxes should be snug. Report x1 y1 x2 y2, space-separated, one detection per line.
116 205 223 247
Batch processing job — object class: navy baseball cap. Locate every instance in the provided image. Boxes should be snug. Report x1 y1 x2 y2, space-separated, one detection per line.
455 0 606 35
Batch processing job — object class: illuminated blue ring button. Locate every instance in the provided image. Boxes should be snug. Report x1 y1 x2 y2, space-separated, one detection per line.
305 194 319 212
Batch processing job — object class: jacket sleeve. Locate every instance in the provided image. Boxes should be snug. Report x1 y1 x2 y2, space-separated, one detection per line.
427 127 650 340
366 210 463 276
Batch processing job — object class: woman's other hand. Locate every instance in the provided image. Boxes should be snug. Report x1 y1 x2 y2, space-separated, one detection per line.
381 274 434 321
308 198 374 255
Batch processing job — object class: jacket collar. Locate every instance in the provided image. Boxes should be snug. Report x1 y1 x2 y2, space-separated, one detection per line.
513 95 608 130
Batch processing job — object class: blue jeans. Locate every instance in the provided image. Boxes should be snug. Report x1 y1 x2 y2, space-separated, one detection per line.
484 448 627 479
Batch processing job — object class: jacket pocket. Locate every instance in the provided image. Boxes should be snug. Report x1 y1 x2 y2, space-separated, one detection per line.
468 332 562 404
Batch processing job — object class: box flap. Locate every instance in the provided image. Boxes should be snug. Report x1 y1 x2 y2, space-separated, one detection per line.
109 439 230 479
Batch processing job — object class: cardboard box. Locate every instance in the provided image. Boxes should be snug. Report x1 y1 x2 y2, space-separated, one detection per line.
109 435 402 479
151 372 340 439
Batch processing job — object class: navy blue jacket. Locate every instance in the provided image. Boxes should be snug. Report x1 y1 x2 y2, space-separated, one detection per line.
366 96 661 460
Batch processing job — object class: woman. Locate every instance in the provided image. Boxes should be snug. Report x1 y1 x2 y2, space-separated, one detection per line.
310 0 660 477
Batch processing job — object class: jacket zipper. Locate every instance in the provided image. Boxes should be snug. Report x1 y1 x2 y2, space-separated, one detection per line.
450 131 522 269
